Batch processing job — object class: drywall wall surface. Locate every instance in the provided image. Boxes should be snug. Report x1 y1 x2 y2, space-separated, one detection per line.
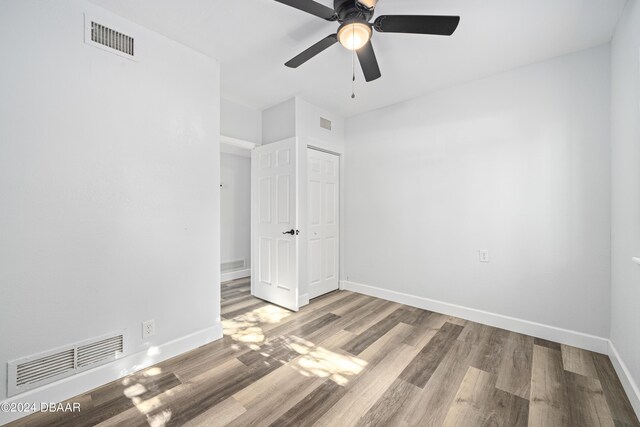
221 98 262 144
262 98 296 144
610 0 640 400
0 0 221 402
344 45 611 338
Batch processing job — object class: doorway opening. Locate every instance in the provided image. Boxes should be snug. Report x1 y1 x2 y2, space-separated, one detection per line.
220 137 254 285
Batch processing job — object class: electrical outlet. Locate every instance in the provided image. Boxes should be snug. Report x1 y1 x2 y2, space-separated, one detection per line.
142 320 155 338
479 250 490 263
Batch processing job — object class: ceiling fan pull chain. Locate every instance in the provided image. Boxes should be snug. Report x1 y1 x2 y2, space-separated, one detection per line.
351 25 356 99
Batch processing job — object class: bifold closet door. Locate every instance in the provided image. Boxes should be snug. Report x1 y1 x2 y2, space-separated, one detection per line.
307 148 339 300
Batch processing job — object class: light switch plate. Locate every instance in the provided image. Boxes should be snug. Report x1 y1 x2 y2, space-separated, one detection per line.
479 250 490 263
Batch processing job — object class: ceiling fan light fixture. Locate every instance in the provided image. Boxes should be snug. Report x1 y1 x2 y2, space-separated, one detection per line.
337 21 372 51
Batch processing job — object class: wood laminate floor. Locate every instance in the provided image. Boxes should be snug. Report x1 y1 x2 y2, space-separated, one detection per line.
10 278 639 427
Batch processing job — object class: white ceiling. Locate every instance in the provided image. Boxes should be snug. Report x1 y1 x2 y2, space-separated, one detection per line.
89 0 626 117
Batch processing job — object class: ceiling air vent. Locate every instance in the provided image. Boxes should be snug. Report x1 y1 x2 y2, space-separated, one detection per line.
85 13 136 60
7 331 126 397
320 117 332 131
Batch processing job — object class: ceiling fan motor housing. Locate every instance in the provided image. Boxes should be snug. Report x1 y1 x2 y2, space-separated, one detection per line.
334 0 375 22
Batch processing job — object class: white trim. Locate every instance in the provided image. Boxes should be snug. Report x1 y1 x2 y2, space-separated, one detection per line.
632 257 640 265
220 135 256 150
299 293 309 308
221 268 251 282
340 280 609 354
608 340 640 418
0 323 223 425
307 144 341 157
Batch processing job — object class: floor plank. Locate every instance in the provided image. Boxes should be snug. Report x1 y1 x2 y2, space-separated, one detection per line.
340 307 414 355
534 337 562 351
442 366 529 427
181 397 247 427
406 339 479 426
565 371 615 427
399 322 464 388
561 344 599 379
529 345 571 427
592 353 640 426
442 367 497 427
496 331 534 399
356 378 421 427
313 326 419 426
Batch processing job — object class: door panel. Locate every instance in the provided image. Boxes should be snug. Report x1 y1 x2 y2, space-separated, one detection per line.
252 139 299 311
325 237 337 280
307 148 340 300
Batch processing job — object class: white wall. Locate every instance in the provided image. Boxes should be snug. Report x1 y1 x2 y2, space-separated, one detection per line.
610 0 640 412
262 98 296 144
344 45 611 338
0 0 221 409
221 98 262 144
221 153 252 277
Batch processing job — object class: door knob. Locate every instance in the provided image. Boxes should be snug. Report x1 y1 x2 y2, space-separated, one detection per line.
282 229 300 235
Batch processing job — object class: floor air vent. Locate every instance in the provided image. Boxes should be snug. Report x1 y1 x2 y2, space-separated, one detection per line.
7 331 126 397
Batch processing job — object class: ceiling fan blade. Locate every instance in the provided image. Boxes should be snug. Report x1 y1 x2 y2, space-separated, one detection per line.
285 34 338 68
374 15 460 36
274 0 337 20
356 41 381 82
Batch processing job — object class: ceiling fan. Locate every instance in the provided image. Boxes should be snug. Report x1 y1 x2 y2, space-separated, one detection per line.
274 0 460 82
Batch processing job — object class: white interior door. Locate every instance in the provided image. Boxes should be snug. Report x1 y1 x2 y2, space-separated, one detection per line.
307 148 339 300
251 138 299 311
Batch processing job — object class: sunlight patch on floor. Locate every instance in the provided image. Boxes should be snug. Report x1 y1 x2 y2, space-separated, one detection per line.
147 409 172 427
222 301 365 385
222 303 292 345
285 336 367 385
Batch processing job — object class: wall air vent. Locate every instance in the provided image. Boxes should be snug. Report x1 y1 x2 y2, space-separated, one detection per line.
77 334 124 370
320 117 332 131
91 21 134 56
7 331 126 397
14 349 75 390
84 13 136 60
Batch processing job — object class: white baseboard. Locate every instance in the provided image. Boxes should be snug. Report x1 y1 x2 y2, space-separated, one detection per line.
0 323 223 426
221 268 251 282
340 280 609 354
299 293 309 308
608 340 640 418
